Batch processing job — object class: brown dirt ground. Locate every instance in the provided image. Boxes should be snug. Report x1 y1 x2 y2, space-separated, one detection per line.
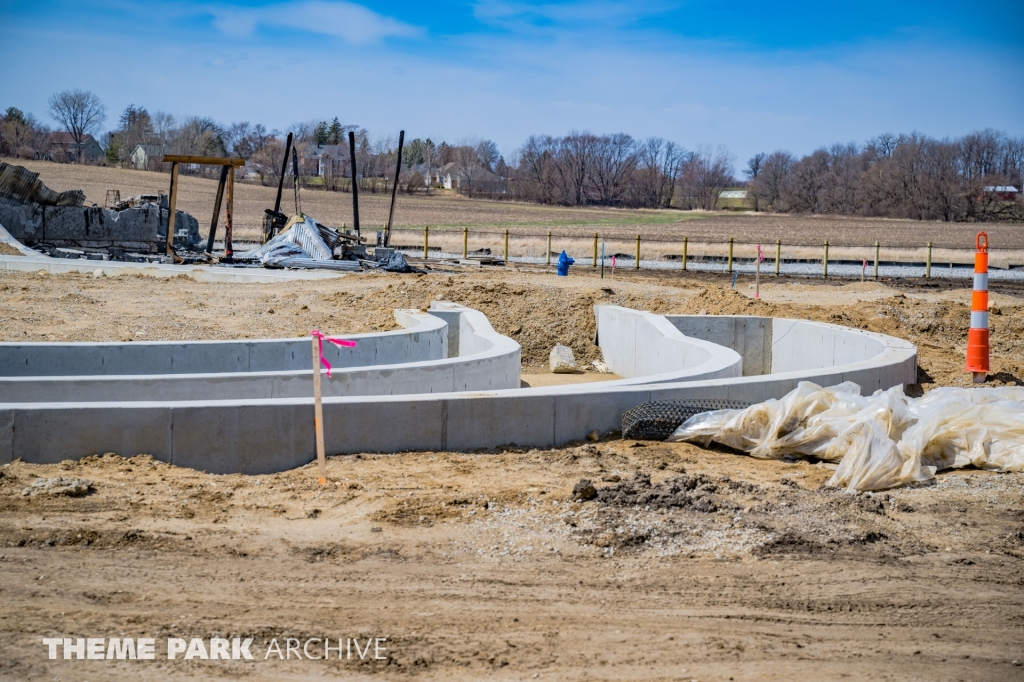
8 159 1024 249
1 260 1023 681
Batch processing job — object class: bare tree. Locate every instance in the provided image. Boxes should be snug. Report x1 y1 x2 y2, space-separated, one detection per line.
683 145 735 210
590 133 637 205
751 150 795 210
555 131 599 205
47 89 106 163
744 152 766 211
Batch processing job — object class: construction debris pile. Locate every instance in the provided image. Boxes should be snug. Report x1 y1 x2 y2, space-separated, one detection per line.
0 162 201 262
0 158 424 274
236 216 360 272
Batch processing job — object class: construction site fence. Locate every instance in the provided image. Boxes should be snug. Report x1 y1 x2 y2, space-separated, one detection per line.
383 226 1020 280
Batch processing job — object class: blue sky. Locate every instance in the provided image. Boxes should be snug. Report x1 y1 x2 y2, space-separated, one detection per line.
2 0 1022 165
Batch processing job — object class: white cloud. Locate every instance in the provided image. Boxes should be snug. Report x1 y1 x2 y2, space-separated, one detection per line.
210 1 419 44
473 0 678 29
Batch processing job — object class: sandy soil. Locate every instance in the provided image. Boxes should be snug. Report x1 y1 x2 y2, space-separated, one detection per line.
1 265 1023 680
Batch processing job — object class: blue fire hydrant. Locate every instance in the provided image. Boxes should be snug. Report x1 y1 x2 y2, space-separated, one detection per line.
556 250 575 276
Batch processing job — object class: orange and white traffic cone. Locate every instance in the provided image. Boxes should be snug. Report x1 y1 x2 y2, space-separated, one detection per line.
965 232 989 383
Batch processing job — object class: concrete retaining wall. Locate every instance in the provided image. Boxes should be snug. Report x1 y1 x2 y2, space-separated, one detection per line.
0 312 916 474
0 311 447 378
0 305 522 402
665 315 772 376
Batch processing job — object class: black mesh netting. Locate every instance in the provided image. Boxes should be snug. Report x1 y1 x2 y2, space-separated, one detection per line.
621 399 752 441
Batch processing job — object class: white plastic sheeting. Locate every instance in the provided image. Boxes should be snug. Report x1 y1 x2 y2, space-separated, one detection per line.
668 381 1024 492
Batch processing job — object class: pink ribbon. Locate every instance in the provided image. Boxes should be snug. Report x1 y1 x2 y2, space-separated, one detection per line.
311 329 356 378
756 244 764 262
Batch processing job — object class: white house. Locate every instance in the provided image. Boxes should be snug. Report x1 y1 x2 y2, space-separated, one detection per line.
129 144 168 170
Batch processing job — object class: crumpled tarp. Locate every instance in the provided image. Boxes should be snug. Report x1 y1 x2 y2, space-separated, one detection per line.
235 216 358 270
668 381 1024 492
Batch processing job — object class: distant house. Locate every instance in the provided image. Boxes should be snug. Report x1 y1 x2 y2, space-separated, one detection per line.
718 190 749 199
130 144 169 170
439 162 503 192
315 144 347 177
48 132 104 163
983 185 1020 201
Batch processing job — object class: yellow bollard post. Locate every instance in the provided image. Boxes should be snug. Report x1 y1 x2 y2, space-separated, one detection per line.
462 227 468 259
682 236 688 271
727 238 734 273
775 239 781 276
926 241 932 279
635 234 641 269
592 233 598 267
823 240 829 278
546 231 552 267
423 225 429 260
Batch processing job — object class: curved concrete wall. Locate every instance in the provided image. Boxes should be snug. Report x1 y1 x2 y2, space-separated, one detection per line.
0 312 915 474
589 306 742 386
0 305 521 402
0 310 446 378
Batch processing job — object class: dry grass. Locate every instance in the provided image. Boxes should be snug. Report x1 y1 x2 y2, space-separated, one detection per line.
9 159 1024 253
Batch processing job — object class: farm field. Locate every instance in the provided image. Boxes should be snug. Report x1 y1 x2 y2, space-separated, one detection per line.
8 160 1024 251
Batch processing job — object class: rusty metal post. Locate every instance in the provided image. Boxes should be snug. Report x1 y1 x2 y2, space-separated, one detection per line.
634 234 640 269
423 226 429 260
926 241 932 279
348 130 360 237
874 241 880 279
682 236 688 271
462 227 468 259
274 132 293 215
206 165 228 253
385 130 404 247
823 240 829 278
164 162 179 257
546 231 552 266
291 145 302 216
504 229 509 264
775 239 781 276
223 166 234 262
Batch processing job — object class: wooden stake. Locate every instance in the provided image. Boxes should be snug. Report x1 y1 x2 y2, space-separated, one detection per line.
462 227 468 259
755 244 762 299
311 333 326 485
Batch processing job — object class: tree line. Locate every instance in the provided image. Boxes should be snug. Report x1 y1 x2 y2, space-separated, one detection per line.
2 89 1021 221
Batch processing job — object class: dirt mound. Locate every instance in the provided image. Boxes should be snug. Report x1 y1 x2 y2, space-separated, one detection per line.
577 471 728 513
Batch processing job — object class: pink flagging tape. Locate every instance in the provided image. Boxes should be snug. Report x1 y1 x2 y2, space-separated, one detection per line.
311 329 357 378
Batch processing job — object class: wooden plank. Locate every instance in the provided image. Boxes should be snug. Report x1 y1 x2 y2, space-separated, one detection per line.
206 165 228 254
165 163 179 256
160 155 246 166
224 167 234 260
